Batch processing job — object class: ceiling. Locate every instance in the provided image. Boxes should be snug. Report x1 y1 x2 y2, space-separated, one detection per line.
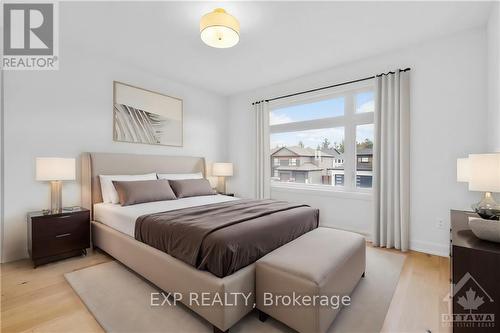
61 1 492 96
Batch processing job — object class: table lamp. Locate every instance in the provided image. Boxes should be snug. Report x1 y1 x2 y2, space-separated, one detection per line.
457 153 500 219
36 157 76 213
212 162 233 194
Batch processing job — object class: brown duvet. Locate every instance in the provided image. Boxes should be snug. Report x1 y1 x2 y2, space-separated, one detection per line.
135 199 319 277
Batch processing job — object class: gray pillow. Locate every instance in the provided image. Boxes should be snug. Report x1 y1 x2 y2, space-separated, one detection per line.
168 179 216 198
112 179 177 206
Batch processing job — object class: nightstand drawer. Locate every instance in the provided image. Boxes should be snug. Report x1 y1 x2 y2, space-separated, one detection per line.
32 212 89 240
32 231 89 259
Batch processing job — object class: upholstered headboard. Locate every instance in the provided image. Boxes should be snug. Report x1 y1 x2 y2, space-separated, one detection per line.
81 152 206 213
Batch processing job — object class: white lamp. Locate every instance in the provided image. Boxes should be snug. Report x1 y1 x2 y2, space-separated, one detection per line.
200 8 240 48
468 154 500 193
457 153 500 219
36 157 76 212
212 162 233 194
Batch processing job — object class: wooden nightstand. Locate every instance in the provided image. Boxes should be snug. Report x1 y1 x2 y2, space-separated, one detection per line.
450 210 500 332
27 207 90 268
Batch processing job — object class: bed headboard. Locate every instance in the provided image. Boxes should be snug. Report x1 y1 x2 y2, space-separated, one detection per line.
81 152 206 213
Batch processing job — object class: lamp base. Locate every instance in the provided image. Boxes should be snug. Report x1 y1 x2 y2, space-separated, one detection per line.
50 181 63 213
472 192 500 220
216 176 226 194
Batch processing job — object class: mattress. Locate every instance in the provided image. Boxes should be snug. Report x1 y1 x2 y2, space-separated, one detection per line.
93 194 238 237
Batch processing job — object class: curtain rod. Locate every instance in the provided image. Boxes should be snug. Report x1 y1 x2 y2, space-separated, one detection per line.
252 68 411 105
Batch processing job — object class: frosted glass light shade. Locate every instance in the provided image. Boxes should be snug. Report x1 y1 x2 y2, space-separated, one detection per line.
468 153 500 192
36 157 76 181
200 8 239 48
456 158 470 182
212 163 233 177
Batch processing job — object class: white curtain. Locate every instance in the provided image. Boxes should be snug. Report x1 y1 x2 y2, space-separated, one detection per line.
373 70 410 251
254 101 271 199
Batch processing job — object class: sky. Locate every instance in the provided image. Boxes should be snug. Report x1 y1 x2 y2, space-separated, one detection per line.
271 128 345 149
270 92 374 149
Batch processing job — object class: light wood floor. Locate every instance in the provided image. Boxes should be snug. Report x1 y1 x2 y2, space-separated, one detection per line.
1 246 450 333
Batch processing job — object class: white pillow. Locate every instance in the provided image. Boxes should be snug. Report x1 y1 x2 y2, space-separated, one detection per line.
99 173 157 204
157 172 203 180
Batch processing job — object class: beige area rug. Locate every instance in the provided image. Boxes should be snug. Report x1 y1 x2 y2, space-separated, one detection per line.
65 247 405 333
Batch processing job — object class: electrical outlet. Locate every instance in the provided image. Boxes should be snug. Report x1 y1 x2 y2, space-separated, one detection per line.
436 219 445 230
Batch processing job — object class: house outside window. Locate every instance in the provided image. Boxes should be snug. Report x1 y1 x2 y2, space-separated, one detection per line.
269 81 374 191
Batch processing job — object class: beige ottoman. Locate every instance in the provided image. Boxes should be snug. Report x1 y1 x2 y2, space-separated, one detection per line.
256 227 365 333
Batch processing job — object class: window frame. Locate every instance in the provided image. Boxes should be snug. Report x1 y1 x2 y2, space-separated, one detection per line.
269 80 375 194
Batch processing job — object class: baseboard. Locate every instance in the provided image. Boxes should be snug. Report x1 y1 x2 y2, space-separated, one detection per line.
409 239 449 257
320 226 449 257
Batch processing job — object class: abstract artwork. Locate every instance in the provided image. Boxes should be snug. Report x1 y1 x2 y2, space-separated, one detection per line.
113 81 183 146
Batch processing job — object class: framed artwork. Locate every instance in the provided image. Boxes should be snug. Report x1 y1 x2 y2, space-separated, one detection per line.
113 81 183 146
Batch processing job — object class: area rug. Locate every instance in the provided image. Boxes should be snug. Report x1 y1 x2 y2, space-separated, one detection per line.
65 247 405 333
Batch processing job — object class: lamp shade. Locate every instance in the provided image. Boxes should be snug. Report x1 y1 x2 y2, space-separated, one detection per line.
36 157 76 181
200 8 240 48
468 153 500 192
212 162 233 177
456 158 470 182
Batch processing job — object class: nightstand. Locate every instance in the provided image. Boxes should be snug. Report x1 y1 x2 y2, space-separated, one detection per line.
450 210 500 332
27 207 90 268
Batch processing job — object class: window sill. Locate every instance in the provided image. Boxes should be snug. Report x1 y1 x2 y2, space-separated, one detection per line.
271 183 372 201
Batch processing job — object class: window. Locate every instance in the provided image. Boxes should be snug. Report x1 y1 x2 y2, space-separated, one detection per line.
270 128 345 186
356 124 374 189
335 174 345 186
356 91 375 113
270 97 344 125
269 81 374 191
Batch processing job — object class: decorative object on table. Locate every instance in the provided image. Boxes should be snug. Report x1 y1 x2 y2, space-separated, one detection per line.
456 153 500 220
27 207 90 267
468 216 500 243
36 157 76 213
200 8 240 48
113 81 183 147
212 162 233 194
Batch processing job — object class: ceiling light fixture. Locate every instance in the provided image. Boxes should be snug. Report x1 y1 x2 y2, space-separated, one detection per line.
200 8 239 48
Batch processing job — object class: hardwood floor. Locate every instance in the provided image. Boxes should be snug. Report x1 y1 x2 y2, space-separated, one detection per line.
1 250 111 333
1 247 450 333
380 248 451 333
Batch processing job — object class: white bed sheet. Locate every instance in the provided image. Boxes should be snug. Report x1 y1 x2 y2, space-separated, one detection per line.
93 194 239 237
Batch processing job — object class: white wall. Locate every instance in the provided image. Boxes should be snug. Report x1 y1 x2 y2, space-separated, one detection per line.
228 28 488 256
2 47 228 262
487 2 500 152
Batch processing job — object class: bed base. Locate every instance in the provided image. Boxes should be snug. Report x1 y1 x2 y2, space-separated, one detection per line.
91 221 254 332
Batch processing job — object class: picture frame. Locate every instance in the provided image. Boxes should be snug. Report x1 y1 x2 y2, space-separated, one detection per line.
113 81 183 147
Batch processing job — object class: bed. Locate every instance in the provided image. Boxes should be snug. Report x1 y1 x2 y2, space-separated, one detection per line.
81 152 318 332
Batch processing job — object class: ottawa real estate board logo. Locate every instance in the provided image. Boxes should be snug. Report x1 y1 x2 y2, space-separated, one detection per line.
442 272 495 329
2 2 59 70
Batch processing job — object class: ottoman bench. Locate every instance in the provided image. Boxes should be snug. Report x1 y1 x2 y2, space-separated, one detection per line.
256 227 365 333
